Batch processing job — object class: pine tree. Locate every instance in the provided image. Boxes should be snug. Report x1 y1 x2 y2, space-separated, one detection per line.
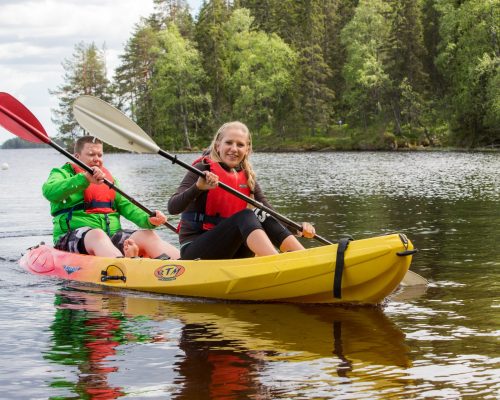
113 21 160 137
322 0 358 118
341 0 391 129
421 0 445 92
384 0 429 135
436 0 499 147
294 1 336 135
50 42 110 139
238 0 303 44
151 0 194 38
194 0 232 122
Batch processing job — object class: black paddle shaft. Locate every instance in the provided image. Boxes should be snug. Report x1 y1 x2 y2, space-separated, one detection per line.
157 149 333 245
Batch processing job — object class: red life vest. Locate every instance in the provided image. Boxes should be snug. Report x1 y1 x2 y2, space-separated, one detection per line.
180 158 251 231
203 159 251 229
72 164 116 214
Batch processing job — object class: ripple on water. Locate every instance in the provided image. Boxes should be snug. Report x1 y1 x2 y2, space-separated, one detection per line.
256 152 500 201
405 355 500 399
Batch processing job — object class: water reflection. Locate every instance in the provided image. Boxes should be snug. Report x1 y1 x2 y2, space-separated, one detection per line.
174 323 267 399
44 287 412 398
45 293 127 399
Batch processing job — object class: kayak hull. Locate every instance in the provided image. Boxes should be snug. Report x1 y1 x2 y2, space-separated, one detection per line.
20 233 415 305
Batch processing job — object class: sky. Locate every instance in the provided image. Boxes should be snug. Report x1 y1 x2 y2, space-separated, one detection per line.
0 0 202 145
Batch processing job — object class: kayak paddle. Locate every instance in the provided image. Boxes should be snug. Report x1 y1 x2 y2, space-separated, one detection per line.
72 95 427 286
0 92 177 233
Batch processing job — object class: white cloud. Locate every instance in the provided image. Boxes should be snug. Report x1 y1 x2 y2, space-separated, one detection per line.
0 0 203 144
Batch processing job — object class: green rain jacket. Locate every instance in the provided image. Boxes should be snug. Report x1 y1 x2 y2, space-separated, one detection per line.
42 163 156 244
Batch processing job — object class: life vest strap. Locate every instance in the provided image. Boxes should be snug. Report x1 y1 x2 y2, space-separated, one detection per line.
52 201 115 217
52 201 115 236
181 212 224 226
52 203 85 217
85 200 115 212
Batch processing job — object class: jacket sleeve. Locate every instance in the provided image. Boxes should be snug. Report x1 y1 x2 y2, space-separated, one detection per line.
42 165 90 203
168 163 207 215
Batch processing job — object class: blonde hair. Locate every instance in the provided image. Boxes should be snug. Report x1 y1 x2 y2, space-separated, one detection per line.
208 121 256 192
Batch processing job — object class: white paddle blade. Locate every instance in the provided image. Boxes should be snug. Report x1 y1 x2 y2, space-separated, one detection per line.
401 270 428 286
73 95 160 154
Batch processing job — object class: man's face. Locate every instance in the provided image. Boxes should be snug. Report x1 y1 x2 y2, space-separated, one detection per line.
76 143 104 168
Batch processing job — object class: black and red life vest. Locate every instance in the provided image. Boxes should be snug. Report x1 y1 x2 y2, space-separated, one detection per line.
72 164 116 214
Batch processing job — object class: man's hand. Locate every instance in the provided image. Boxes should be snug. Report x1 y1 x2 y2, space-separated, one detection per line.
149 210 167 226
84 166 105 185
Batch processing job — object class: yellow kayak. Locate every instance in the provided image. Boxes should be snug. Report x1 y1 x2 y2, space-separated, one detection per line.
20 233 416 305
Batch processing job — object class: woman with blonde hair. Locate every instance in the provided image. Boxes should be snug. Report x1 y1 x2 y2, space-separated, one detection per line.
168 121 315 260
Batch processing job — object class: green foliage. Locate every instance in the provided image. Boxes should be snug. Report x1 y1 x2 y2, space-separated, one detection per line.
113 22 161 136
1 137 47 149
50 42 111 140
421 0 446 91
49 0 499 150
195 0 232 121
386 0 428 90
384 0 429 135
480 54 500 133
151 0 194 38
436 0 500 147
150 24 211 149
113 3 196 141
341 0 392 126
223 9 297 134
292 2 336 136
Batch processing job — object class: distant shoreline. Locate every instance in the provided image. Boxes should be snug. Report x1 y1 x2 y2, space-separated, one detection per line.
2 145 498 153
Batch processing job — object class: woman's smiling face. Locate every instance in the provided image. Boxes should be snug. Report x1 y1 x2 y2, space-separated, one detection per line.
215 127 250 168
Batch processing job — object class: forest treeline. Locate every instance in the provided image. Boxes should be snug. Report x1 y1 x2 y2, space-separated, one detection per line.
0 137 65 149
50 0 499 151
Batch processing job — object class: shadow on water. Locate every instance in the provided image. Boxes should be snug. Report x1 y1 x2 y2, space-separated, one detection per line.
44 286 412 399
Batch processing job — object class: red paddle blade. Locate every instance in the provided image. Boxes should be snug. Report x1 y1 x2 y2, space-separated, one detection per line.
0 92 49 144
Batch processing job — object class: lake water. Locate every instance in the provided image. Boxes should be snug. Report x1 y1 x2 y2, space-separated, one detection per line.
0 148 498 399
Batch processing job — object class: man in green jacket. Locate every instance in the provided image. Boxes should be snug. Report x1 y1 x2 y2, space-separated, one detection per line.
42 136 179 259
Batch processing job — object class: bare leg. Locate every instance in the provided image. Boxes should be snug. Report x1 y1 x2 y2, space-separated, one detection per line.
279 235 305 252
246 229 279 257
83 229 123 257
129 230 180 260
123 239 139 257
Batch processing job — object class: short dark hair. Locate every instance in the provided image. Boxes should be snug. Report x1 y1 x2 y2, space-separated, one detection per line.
74 136 103 153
